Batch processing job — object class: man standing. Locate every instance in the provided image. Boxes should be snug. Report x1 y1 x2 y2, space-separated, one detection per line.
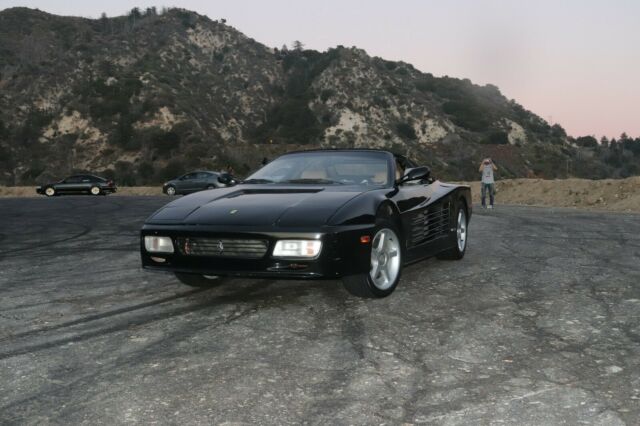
479 158 498 209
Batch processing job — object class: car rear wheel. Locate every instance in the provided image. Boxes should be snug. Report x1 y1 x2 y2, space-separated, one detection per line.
166 185 176 196
174 273 227 288
437 203 468 260
342 219 402 298
90 186 101 195
44 187 56 197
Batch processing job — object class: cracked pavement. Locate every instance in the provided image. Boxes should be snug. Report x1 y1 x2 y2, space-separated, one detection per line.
0 196 639 424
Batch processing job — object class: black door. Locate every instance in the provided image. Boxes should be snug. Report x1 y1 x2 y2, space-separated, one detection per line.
56 176 84 194
394 182 451 262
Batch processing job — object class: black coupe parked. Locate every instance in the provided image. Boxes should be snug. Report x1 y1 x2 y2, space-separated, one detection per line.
141 150 471 298
162 171 228 196
37 174 117 196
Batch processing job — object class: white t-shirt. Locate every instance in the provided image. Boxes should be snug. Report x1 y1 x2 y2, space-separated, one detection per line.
482 164 494 184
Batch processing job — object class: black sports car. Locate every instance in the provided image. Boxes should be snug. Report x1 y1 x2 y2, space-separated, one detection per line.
162 171 228 196
36 174 117 197
141 150 471 298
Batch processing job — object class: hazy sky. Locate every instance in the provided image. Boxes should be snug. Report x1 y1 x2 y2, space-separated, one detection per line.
2 0 639 138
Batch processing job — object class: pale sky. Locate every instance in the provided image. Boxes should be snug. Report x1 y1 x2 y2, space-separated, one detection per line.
1 0 639 138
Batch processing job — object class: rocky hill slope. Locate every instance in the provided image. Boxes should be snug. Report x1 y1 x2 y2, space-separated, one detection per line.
0 7 637 185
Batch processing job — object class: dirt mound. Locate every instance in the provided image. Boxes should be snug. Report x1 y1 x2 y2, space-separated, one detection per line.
463 177 640 212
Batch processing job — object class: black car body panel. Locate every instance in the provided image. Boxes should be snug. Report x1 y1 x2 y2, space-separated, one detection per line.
36 174 117 195
141 150 471 279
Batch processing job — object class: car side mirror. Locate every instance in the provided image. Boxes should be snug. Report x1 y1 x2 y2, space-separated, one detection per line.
397 166 431 185
218 174 236 186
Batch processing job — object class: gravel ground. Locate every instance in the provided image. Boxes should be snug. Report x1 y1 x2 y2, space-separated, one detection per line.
0 196 639 425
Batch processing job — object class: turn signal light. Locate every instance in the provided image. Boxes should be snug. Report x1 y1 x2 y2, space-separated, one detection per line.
360 235 371 244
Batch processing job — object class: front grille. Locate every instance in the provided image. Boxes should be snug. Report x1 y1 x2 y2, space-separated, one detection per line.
175 237 269 259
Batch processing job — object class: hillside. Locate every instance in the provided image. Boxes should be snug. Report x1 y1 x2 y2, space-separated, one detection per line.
0 7 638 185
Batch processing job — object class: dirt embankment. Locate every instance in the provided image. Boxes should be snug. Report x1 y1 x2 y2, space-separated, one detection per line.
463 177 640 212
2 178 639 212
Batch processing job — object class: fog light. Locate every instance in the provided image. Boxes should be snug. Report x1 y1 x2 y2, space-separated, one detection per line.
273 240 322 258
144 236 174 254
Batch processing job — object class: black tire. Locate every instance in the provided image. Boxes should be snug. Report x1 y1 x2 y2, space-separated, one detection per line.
342 218 403 298
437 202 468 260
90 186 102 196
174 272 226 288
206 185 215 190
165 185 177 196
44 187 56 197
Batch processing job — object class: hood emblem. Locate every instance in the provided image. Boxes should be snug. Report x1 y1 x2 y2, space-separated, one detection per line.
216 241 224 253
229 209 238 215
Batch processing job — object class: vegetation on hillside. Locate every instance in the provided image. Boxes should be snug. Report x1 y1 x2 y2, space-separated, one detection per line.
0 7 638 185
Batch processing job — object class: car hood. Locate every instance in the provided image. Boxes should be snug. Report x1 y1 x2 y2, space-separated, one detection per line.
147 185 367 227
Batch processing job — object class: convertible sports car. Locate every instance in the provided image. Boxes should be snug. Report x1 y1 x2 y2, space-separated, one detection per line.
140 149 471 298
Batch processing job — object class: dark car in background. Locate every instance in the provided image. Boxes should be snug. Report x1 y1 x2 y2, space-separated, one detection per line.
36 174 117 197
163 171 227 196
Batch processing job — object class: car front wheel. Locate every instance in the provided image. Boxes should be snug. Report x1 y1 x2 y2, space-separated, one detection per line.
342 219 402 298
44 187 56 197
90 186 101 195
165 185 176 196
174 273 227 288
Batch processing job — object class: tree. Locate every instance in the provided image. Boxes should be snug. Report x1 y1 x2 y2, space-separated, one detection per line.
129 7 141 19
292 40 305 51
600 136 609 148
575 135 598 148
145 7 157 16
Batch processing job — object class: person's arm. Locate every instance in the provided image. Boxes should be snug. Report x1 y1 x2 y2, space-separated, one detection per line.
478 162 484 172
492 162 498 171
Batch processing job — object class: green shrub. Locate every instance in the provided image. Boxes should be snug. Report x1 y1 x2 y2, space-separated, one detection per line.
114 161 136 185
396 122 417 140
480 131 509 145
442 100 492 131
160 159 185 181
320 89 334 102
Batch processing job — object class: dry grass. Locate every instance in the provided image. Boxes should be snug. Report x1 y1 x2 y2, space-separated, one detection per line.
461 177 640 212
2 177 639 212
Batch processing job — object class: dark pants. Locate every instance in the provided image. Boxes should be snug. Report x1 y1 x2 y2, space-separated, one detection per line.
481 183 495 207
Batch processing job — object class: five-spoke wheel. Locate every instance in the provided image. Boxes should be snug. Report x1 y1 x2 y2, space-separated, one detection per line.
343 218 403 298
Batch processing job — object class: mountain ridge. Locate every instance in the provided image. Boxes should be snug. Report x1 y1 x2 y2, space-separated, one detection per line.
0 7 638 185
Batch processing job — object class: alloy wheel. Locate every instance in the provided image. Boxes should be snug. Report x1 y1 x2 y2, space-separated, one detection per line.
369 228 401 290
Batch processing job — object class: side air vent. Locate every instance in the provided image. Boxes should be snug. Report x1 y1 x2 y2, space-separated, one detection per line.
411 204 450 246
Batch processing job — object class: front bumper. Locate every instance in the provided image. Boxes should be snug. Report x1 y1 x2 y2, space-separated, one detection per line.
140 224 375 279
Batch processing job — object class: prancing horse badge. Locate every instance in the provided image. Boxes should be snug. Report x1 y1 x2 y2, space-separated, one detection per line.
229 209 238 215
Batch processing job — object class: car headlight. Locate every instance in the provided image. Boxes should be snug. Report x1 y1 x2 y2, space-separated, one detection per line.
273 240 322 258
144 236 174 254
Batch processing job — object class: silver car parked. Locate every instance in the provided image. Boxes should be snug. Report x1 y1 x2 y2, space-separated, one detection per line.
162 171 227 196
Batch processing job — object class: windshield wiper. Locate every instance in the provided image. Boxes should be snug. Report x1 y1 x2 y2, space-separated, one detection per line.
242 178 274 184
281 178 344 185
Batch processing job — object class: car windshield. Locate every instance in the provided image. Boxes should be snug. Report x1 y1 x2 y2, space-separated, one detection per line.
245 151 391 186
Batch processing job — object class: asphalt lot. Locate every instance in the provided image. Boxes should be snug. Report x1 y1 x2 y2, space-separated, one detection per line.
1 196 639 425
